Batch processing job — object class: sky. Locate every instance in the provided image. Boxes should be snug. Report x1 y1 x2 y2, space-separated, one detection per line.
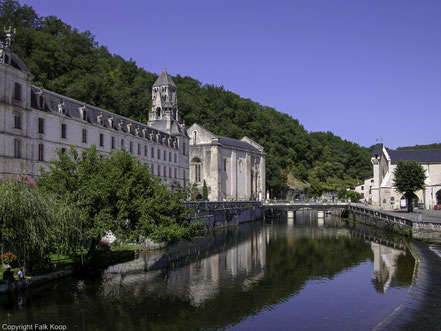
18 0 441 149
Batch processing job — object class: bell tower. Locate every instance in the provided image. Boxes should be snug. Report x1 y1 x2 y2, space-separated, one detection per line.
149 68 181 123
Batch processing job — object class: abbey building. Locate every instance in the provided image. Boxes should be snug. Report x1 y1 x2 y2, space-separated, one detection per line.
0 28 265 200
0 28 189 188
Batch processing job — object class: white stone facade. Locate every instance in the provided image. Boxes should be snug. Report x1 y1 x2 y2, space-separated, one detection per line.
0 34 189 188
188 123 265 201
370 144 441 210
354 177 374 200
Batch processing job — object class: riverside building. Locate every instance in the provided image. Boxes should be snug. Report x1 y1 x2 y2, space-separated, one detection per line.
0 28 189 188
370 143 441 210
188 123 266 201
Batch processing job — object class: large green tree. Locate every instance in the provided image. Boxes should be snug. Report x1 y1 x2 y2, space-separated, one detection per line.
0 177 83 271
37 147 203 256
393 160 427 212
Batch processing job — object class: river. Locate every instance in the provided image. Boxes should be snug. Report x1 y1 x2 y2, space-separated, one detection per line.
0 211 415 330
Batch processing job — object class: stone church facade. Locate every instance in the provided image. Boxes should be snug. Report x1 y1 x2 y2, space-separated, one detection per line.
370 143 441 210
0 28 190 189
188 123 265 201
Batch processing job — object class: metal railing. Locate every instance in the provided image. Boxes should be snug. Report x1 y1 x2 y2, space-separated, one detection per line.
185 201 262 210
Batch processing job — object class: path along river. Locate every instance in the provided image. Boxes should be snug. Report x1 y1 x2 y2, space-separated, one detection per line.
1 211 440 330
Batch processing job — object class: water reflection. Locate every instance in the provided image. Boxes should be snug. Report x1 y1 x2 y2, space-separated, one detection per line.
0 211 415 330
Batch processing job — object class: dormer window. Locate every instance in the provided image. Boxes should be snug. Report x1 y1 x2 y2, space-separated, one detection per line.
79 105 87 121
118 121 123 131
97 113 103 126
142 128 147 138
108 116 114 128
135 127 140 136
58 101 66 114
127 123 132 134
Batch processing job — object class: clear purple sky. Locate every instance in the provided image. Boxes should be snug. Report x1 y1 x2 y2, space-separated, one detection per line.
19 0 441 149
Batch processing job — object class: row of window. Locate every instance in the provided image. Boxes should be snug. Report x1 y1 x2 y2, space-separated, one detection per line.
13 115 180 162
13 139 185 180
13 139 47 161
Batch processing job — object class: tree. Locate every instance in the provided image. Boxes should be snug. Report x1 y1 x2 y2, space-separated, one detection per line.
0 176 82 272
202 180 208 201
393 160 427 212
37 146 203 257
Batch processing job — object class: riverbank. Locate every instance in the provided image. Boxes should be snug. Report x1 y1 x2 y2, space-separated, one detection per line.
0 247 138 295
0 269 73 295
375 241 441 330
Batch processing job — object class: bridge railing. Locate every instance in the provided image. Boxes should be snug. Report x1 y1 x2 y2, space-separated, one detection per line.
262 201 348 206
185 201 262 210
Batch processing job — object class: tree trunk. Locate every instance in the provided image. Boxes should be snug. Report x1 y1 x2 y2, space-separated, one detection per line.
86 237 99 258
407 194 414 213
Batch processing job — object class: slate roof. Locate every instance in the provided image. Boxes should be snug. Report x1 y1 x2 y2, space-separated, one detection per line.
388 150 441 164
371 143 383 157
153 68 176 87
30 86 178 148
149 119 188 137
217 136 260 152
10 53 30 73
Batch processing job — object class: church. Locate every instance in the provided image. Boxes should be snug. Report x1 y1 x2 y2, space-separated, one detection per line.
0 28 265 200
370 143 441 210
188 124 265 201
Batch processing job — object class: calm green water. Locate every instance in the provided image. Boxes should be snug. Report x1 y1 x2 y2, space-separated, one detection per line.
0 212 414 330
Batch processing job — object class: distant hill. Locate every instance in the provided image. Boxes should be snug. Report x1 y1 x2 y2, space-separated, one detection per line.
0 0 372 193
397 143 441 151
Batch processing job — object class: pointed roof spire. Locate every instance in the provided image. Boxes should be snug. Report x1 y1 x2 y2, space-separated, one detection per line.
153 68 176 87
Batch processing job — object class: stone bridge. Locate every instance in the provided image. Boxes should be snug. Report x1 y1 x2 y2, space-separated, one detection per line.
263 201 348 214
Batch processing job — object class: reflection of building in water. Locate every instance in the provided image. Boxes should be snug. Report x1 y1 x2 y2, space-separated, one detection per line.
102 226 266 306
168 230 266 306
371 242 406 293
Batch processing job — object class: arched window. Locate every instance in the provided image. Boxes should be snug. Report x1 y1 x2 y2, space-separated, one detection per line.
193 130 198 145
195 163 201 182
239 159 243 173
192 157 202 183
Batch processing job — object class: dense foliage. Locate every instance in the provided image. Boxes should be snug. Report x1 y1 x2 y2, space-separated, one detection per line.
1 0 372 193
37 147 203 250
397 143 441 150
393 160 427 212
0 177 83 271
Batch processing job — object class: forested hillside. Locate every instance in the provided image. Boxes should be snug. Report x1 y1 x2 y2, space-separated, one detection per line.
397 143 441 151
0 0 372 193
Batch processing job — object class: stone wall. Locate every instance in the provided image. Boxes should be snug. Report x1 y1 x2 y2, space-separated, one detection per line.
186 201 263 229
